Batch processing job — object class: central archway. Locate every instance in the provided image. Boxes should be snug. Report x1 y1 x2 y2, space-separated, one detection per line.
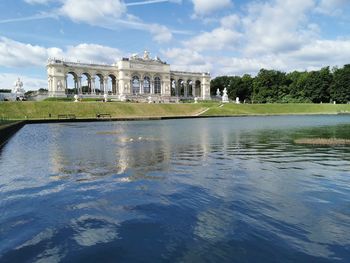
154 77 161 94
178 79 184 97
195 80 201 97
81 73 91 94
143 76 150 94
132 76 140 95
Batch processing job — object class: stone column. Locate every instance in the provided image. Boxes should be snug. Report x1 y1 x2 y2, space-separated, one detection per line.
65 76 68 94
193 82 196 97
140 80 143 94
91 77 96 94
151 81 154 94
175 80 178 96
103 77 108 95
184 81 188 98
77 76 82 95
48 77 52 93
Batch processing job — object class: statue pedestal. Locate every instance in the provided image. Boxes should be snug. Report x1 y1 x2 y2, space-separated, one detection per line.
49 91 66 98
222 95 229 103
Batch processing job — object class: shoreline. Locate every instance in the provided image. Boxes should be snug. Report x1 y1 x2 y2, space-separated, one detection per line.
3 111 350 124
0 121 26 148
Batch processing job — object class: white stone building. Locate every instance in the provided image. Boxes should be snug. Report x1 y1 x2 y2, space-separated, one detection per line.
47 51 211 102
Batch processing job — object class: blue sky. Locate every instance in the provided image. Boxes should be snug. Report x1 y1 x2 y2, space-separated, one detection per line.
0 0 350 90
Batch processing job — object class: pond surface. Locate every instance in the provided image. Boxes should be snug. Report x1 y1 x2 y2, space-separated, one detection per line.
1 116 350 262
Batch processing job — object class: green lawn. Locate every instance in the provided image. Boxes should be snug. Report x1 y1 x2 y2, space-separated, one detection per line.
203 103 350 116
0 101 349 120
0 101 207 120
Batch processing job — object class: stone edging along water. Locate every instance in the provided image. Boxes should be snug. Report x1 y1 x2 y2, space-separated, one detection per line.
0 121 26 148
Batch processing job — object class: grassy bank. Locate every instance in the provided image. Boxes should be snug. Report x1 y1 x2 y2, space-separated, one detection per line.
202 103 350 116
0 101 208 120
0 101 350 120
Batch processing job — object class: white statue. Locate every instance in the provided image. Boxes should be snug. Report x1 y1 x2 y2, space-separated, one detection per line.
57 80 63 91
148 96 152 104
236 97 240 104
143 51 150 60
104 93 108 102
74 94 79 102
194 97 198 104
222 88 229 103
12 78 25 100
216 88 221 97
13 78 25 94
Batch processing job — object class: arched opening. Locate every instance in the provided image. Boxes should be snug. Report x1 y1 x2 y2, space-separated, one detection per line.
95 74 104 95
195 80 201 97
187 80 193 97
144 76 150 94
109 74 117 95
66 72 78 95
178 79 185 97
171 79 176 96
81 73 91 94
154 77 161 94
132 76 140 95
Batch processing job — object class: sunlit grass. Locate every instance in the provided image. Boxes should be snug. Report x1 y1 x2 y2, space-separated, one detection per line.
0 101 207 120
0 101 349 120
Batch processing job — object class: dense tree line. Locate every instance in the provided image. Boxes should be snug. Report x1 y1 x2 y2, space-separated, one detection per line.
211 64 350 103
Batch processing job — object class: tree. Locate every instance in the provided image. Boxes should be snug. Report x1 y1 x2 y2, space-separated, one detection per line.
330 64 350 103
302 67 332 103
252 69 288 103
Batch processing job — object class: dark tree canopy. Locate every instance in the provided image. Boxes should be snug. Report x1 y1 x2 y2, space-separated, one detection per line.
211 65 350 104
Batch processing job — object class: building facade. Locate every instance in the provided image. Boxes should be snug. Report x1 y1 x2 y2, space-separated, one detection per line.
47 51 211 102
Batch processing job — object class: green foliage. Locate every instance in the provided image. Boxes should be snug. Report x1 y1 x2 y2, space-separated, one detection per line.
210 65 349 104
330 64 350 104
0 89 11 93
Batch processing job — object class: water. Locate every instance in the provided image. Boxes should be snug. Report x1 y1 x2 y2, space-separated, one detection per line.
0 116 350 262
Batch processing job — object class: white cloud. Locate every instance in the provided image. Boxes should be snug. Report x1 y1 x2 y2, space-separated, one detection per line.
215 38 350 76
63 44 122 64
183 27 241 52
59 0 126 24
19 0 179 43
285 39 350 69
191 0 232 16
0 73 47 90
0 37 49 67
149 24 173 43
24 0 54 4
220 14 240 29
0 37 122 67
316 0 350 15
242 0 316 55
126 0 182 6
161 48 212 72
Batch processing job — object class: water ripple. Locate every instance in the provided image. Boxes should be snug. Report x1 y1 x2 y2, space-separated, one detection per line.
1 116 350 262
